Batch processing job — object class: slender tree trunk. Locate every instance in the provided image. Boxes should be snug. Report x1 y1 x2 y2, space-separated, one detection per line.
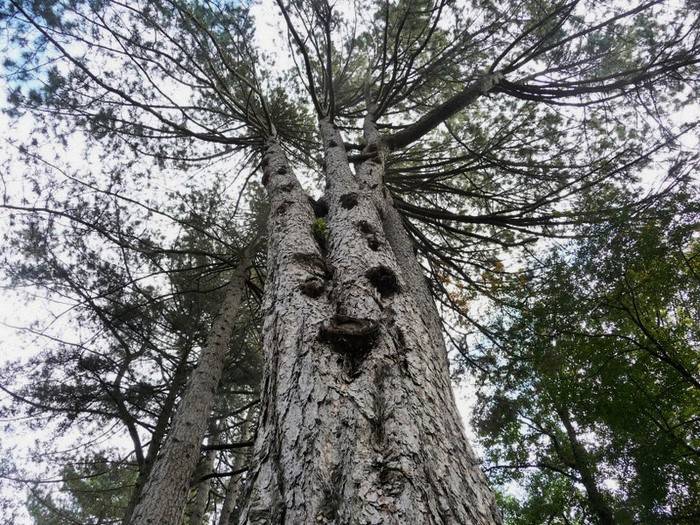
129 263 248 525
123 346 192 524
187 418 221 525
239 128 500 523
217 409 254 525
557 407 616 525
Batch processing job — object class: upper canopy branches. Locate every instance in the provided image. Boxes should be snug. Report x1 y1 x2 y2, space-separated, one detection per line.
274 0 698 145
5 0 697 151
3 0 699 318
3 0 315 160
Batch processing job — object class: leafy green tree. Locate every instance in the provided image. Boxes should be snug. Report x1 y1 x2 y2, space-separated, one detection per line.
473 189 700 524
0 155 266 523
27 457 136 525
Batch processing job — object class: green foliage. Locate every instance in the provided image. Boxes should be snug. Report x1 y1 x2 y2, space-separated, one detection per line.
0 156 266 523
473 190 700 523
312 217 329 248
1 0 699 523
26 457 136 524
495 474 588 525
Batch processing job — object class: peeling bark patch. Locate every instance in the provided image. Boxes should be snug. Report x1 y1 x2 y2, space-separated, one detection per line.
366 266 400 298
339 193 358 210
299 276 325 298
378 464 405 497
319 314 379 354
372 454 406 497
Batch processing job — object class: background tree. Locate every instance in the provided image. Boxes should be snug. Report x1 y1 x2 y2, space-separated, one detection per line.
0 150 266 523
473 186 700 524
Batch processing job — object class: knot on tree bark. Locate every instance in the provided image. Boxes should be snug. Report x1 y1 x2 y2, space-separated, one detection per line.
366 266 400 298
299 276 325 298
319 314 379 352
339 193 358 210
274 200 294 216
356 220 382 251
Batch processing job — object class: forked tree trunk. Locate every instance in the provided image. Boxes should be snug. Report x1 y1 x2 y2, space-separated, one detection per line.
238 128 500 524
129 263 248 525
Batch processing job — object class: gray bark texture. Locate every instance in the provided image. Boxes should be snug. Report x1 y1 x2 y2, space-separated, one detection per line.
238 131 500 524
129 265 248 525
123 346 192 524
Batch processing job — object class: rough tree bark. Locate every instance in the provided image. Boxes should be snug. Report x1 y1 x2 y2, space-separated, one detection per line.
129 262 249 525
123 346 192 524
238 124 500 524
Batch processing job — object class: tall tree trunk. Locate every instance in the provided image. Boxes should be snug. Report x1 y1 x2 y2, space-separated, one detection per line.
123 346 192 524
129 263 248 525
187 418 221 525
217 409 254 525
557 407 616 525
239 128 500 523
